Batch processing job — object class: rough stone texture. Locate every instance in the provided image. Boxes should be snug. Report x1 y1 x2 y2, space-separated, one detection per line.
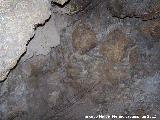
21 15 60 62
140 20 160 39
129 46 139 66
51 0 92 15
0 0 51 81
100 29 130 64
0 0 160 120
72 24 96 54
107 0 160 20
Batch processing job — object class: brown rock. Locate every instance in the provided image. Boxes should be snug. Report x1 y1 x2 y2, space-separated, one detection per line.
141 4 160 20
107 0 124 18
151 23 160 39
100 30 129 64
141 20 160 39
72 24 97 54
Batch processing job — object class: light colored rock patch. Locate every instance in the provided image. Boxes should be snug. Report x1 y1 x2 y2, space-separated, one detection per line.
0 0 51 81
21 15 60 61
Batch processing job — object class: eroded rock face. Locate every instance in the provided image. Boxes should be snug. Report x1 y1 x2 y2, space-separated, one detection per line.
0 0 51 81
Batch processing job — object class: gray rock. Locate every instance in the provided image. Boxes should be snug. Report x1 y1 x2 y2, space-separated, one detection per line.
21 15 60 62
0 0 51 81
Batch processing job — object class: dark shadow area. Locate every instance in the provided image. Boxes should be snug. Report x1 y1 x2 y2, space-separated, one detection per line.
51 0 71 8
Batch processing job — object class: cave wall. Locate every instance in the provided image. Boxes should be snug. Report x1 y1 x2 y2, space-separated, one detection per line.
0 0 160 120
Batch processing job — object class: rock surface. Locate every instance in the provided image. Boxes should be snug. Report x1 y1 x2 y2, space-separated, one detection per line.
100 29 130 64
21 15 60 62
0 0 160 120
107 0 160 20
72 24 96 54
0 0 51 81
51 0 69 5
51 0 92 15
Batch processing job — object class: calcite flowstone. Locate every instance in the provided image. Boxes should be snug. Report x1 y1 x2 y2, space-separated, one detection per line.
0 0 51 81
